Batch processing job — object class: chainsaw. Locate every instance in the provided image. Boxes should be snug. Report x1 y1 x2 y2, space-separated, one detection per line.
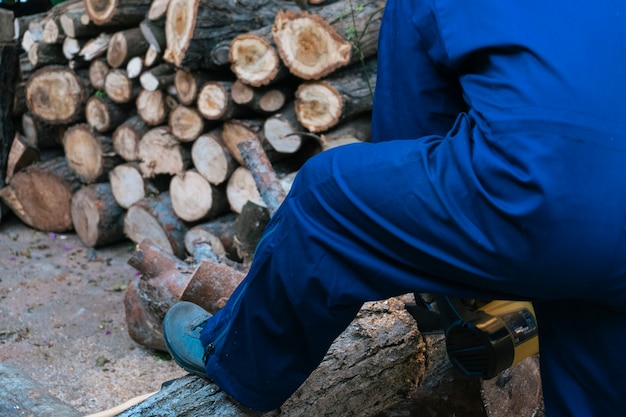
406 295 539 379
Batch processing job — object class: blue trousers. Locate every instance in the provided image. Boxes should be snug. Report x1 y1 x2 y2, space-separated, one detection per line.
200 0 626 415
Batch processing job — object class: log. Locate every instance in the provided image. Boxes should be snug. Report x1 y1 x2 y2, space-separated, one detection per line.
168 104 209 142
28 41 66 68
191 129 237 186
124 192 189 257
88 58 110 89
0 9 14 43
163 0 294 69
62 123 123 183
125 238 195 350
109 162 167 208
0 157 82 232
174 68 214 106
107 27 150 69
138 126 190 177
196 80 250 121
112 114 148 161
104 68 141 104
143 44 161 67
124 239 246 350
263 101 309 154
140 18 166 53
295 59 376 132
272 0 383 80
70 182 126 247
117 297 421 417
126 55 144 78
59 3 101 38
135 88 170 126
231 79 291 115
21 111 65 149
221 118 281 166
62 36 87 61
229 26 289 87
25 66 92 125
233 199 270 265
318 114 371 149
78 32 111 61
226 166 266 214
139 62 176 91
85 94 134 133
147 0 170 21
0 43 18 191
84 0 152 27
237 139 286 216
184 212 239 261
5 133 40 184
0 363 82 417
170 169 230 222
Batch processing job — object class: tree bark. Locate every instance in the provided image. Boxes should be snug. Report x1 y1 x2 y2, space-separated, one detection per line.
169 169 230 222
124 192 189 258
0 157 81 232
25 66 92 125
295 59 376 132
62 123 123 183
191 129 237 186
70 182 126 247
237 138 286 216
221 118 281 165
233 199 270 265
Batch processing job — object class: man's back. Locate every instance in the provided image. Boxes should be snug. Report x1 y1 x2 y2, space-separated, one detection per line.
431 0 626 132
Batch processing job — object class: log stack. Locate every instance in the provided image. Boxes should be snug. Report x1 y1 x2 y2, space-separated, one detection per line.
2 0 380 263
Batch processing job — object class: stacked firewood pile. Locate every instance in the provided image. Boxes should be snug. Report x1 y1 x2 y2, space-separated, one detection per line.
2 0 380 261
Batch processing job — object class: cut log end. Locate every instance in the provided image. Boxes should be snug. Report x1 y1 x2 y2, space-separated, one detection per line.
163 0 197 67
295 81 342 132
25 66 86 125
229 34 280 87
272 9 352 80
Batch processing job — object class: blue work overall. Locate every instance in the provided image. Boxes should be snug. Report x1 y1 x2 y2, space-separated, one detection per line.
199 0 626 415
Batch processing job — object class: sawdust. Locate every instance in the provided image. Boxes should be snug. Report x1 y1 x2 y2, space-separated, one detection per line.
0 214 187 415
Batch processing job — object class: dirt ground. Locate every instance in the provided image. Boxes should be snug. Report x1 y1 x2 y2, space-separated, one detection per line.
0 213 187 415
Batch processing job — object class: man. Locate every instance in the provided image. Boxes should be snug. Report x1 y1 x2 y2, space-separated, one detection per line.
163 0 626 415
